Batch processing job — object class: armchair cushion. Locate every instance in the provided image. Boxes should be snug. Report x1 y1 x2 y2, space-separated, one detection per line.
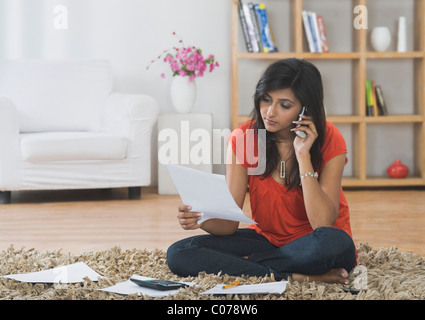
0 59 112 132
20 132 128 162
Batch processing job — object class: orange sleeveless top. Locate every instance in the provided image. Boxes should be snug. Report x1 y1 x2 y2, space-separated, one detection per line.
230 121 354 247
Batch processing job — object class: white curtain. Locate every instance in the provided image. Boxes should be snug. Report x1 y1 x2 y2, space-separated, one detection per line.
1 0 42 58
0 0 91 59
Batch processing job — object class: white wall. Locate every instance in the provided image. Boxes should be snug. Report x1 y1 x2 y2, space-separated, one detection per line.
0 0 232 182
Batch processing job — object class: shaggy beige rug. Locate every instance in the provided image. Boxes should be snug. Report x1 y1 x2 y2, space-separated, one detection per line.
0 242 424 300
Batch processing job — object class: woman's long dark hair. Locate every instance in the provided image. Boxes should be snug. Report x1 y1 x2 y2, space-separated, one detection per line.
251 58 327 189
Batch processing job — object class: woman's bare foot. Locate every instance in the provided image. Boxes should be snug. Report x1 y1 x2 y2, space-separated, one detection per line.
292 268 349 285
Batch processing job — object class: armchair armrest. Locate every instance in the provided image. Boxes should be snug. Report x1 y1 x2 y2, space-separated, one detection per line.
102 92 159 158
0 96 21 189
103 92 159 131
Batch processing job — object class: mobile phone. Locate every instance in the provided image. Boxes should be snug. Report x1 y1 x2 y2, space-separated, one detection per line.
295 106 307 138
130 278 188 291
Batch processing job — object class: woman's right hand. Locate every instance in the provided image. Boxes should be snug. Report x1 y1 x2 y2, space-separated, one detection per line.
177 204 203 230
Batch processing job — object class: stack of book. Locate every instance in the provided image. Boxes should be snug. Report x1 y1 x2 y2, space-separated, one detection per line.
302 10 329 53
366 80 388 116
238 1 278 53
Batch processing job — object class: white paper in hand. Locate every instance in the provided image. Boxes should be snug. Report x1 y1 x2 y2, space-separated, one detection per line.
167 164 256 225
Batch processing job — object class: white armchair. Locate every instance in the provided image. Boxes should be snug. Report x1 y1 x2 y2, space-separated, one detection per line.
0 59 159 203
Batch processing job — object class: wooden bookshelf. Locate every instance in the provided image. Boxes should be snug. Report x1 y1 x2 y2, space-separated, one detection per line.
231 0 425 187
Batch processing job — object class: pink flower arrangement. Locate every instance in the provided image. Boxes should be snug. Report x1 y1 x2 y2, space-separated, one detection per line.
147 33 219 82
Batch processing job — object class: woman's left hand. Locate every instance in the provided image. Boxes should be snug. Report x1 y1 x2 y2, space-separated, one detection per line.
291 115 318 159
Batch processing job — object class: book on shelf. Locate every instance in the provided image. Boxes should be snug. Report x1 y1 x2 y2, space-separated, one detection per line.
365 80 373 116
238 1 278 53
302 10 329 53
238 0 253 52
366 80 388 116
241 1 260 52
250 3 263 53
255 3 277 53
375 85 388 116
316 15 329 52
371 81 379 117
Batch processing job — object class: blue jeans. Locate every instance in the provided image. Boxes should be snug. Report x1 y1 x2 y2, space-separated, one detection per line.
167 227 356 281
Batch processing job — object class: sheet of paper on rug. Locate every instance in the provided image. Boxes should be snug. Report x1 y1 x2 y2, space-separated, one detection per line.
99 275 195 297
167 164 256 225
201 281 287 295
2 262 102 283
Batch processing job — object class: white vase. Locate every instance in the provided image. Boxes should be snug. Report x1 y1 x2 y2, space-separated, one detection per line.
397 16 407 52
170 76 197 113
371 27 392 52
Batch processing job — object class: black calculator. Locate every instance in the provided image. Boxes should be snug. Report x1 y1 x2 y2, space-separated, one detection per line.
130 278 188 291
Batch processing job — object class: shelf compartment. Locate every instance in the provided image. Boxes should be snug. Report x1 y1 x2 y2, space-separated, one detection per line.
366 59 416 115
366 123 419 178
235 0 292 53
366 0 418 52
302 0 355 53
314 60 358 116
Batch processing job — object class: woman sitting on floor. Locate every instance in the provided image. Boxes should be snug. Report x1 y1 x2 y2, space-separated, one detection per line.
167 58 357 284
